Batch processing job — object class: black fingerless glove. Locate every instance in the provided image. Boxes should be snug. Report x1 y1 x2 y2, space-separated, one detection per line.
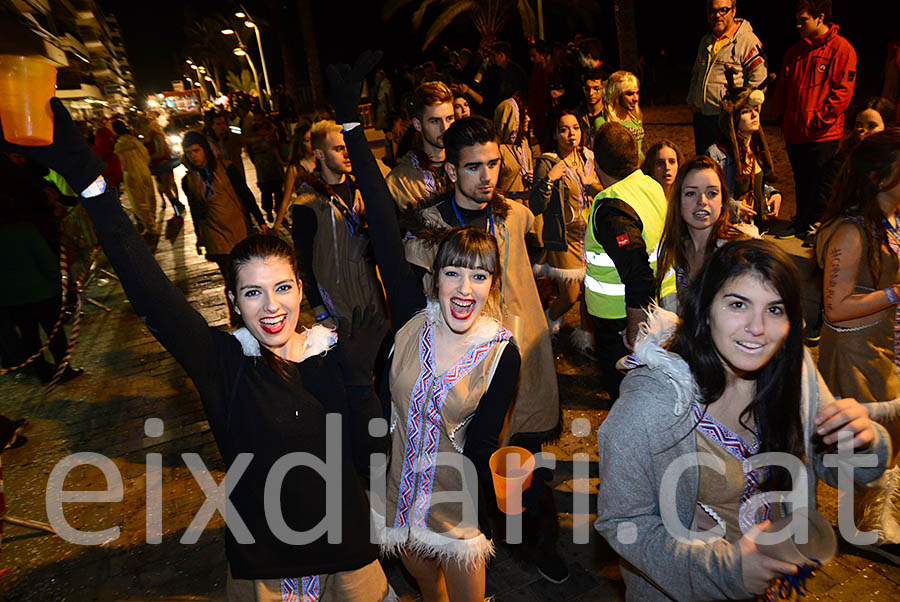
325 50 383 124
0 98 106 194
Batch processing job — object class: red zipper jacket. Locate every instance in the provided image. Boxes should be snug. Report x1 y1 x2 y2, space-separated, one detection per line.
774 24 857 145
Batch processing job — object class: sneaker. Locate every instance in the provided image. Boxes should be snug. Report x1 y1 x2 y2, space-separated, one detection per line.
804 324 821 347
536 548 569 584
569 327 597 361
775 222 799 240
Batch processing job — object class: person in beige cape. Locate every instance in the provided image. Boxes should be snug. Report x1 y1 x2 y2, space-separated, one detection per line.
386 81 455 210
113 120 156 235
404 115 568 583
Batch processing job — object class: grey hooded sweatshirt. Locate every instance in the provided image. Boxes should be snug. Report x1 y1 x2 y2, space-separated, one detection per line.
595 309 891 601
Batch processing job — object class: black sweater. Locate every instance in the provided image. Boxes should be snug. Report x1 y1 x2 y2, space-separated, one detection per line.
80 188 384 579
340 126 520 489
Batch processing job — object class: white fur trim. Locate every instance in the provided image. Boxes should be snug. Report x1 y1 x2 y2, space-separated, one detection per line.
632 305 698 416
231 327 261 357
372 509 494 568
230 324 336 360
301 323 337 358
533 263 585 283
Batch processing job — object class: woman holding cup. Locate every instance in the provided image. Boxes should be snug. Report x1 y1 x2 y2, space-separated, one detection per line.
328 53 523 602
595 239 890 600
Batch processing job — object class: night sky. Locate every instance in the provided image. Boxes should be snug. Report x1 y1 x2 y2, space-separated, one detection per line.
101 0 898 105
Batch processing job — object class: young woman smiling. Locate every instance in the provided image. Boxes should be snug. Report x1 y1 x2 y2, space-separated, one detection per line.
595 239 890 601
2 99 396 602
530 109 601 352
327 54 523 601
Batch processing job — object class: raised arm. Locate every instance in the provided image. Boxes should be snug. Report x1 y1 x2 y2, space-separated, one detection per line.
1 99 221 384
326 51 426 328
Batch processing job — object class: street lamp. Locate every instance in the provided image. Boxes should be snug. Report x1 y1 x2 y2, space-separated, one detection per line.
204 75 220 97
223 28 264 107
242 19 272 105
186 59 208 101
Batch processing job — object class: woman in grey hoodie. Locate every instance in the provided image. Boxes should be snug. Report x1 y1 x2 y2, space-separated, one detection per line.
595 239 891 600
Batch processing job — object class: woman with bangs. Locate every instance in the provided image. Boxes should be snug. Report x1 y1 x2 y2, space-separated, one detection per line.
641 140 683 199
656 156 752 309
328 56 523 600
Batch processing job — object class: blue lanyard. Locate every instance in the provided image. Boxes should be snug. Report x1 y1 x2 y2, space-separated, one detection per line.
884 212 900 244
451 196 495 237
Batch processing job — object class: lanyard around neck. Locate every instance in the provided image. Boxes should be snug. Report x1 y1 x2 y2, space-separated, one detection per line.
451 195 495 237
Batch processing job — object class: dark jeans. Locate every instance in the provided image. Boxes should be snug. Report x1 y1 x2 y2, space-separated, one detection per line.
591 315 628 400
692 112 720 156
786 140 839 234
258 181 282 216
6 294 67 367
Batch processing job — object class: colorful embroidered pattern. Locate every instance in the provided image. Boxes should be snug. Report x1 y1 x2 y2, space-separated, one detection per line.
280 575 320 602
393 321 511 529
408 151 437 196
883 214 900 380
691 403 771 534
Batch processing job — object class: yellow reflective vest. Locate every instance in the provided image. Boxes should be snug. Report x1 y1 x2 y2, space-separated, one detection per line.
583 170 676 319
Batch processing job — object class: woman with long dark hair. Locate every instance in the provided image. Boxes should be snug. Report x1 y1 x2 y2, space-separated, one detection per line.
2 99 396 602
530 109 601 351
595 239 889 600
814 129 900 556
273 120 316 233
641 140 683 199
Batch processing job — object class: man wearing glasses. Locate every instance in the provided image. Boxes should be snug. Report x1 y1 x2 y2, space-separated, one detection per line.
688 0 767 154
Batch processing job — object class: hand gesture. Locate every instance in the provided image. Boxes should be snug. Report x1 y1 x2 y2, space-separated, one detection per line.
0 98 106 194
547 160 568 182
325 50 383 124
736 194 757 223
766 193 783 218
738 521 798 595
814 397 875 449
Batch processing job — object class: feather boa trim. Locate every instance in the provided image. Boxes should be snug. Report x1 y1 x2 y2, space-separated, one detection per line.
231 324 336 359
631 305 698 416
532 263 585 283
372 509 494 568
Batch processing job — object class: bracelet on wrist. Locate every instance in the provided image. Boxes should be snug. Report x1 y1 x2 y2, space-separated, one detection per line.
885 286 899 305
315 311 331 322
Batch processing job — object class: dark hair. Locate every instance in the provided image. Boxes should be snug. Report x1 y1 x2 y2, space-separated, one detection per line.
657 156 742 295
429 227 502 318
530 40 551 57
444 115 499 167
858 97 897 128
112 120 129 136
492 41 512 57
182 130 217 174
795 0 831 20
552 108 585 149
641 140 684 180
670 239 805 491
288 120 313 167
226 235 301 380
581 68 604 85
818 128 900 286
593 122 639 179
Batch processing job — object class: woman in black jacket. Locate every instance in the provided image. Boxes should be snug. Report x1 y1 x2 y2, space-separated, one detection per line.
1 99 395 602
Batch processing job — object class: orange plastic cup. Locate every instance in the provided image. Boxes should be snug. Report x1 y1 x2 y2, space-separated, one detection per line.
0 55 57 146
489 446 535 515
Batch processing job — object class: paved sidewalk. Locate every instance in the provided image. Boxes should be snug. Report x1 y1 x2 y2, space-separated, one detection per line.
0 122 898 600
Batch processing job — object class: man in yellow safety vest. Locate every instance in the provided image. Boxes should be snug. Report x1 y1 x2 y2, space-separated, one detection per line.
583 122 676 399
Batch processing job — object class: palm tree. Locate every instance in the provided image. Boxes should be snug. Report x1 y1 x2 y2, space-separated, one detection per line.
185 17 233 93
383 0 537 52
226 69 258 94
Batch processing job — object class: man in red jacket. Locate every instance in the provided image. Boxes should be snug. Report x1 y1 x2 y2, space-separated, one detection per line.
774 0 856 240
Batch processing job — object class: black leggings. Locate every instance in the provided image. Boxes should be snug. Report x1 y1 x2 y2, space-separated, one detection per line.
7 294 67 366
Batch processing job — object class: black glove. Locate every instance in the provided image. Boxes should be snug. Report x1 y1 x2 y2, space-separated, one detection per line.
338 304 388 387
325 50 383 124
0 98 106 195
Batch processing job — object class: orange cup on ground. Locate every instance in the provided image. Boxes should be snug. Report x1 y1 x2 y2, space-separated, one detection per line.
489 446 535 515
0 55 57 146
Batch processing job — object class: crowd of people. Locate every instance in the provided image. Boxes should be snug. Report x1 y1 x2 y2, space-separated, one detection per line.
5 0 900 600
